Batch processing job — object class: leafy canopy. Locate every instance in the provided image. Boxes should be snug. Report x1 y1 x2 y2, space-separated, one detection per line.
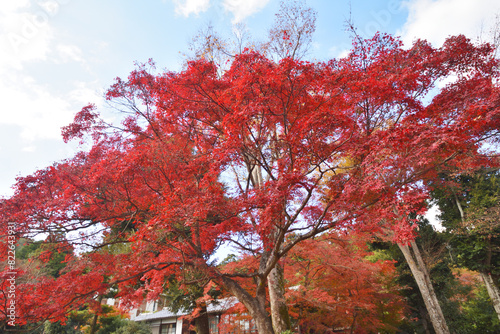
1 33 499 328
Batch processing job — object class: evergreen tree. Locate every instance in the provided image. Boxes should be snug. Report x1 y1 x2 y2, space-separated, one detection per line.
431 170 500 321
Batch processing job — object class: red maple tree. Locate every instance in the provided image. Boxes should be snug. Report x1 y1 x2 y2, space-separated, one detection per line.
1 33 499 333
285 233 406 333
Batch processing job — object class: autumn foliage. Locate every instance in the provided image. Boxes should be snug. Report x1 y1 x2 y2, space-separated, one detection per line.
0 32 499 332
285 234 406 333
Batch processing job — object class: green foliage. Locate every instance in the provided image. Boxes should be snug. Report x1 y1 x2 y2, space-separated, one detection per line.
371 219 469 333
96 315 127 334
42 305 138 334
219 253 238 266
162 275 199 313
431 171 500 276
459 284 500 333
43 318 87 334
162 269 221 314
365 248 395 263
372 209 500 334
279 330 294 334
16 234 74 278
44 248 71 278
16 238 42 260
110 320 152 334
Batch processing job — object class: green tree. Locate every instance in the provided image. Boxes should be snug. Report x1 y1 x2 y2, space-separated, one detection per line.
42 308 152 334
372 219 470 333
110 320 152 334
432 170 500 320
161 269 221 334
17 233 74 278
460 282 500 332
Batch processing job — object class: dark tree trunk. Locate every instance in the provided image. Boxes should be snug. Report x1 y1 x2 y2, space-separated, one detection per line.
89 295 104 334
194 304 210 334
417 305 432 334
89 313 99 334
220 276 275 334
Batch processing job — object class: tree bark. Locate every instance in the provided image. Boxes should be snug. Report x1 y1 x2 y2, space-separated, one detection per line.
417 305 432 334
89 295 104 334
248 161 291 333
194 304 210 334
398 241 450 334
220 275 275 334
89 313 99 334
453 188 500 321
480 271 500 321
268 264 291 334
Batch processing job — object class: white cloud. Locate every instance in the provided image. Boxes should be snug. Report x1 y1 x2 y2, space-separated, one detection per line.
328 44 351 59
222 0 271 23
0 1 99 141
68 81 103 106
0 72 104 141
0 73 72 141
173 0 211 17
0 0 30 15
425 205 444 231
56 44 85 63
0 1 63 140
0 1 53 71
400 0 500 46
22 145 36 152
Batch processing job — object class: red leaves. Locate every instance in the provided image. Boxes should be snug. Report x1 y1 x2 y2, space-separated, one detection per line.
61 104 103 144
285 234 406 333
1 32 500 328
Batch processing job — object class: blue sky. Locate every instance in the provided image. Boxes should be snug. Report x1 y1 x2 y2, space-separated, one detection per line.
1 0 499 198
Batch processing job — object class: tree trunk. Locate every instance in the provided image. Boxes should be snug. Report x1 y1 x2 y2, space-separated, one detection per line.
417 305 432 334
194 304 210 334
480 271 500 321
454 190 500 321
398 241 450 334
89 313 99 334
248 162 291 334
268 264 291 334
220 276 275 334
89 295 104 334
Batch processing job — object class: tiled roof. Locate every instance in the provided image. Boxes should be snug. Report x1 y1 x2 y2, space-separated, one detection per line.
135 297 238 322
135 308 188 321
207 297 238 313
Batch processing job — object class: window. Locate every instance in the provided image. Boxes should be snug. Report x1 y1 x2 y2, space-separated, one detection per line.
160 323 176 334
220 314 257 334
209 315 220 334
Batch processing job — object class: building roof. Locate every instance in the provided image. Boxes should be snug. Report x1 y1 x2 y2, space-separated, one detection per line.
135 308 188 322
134 297 238 322
207 297 238 313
